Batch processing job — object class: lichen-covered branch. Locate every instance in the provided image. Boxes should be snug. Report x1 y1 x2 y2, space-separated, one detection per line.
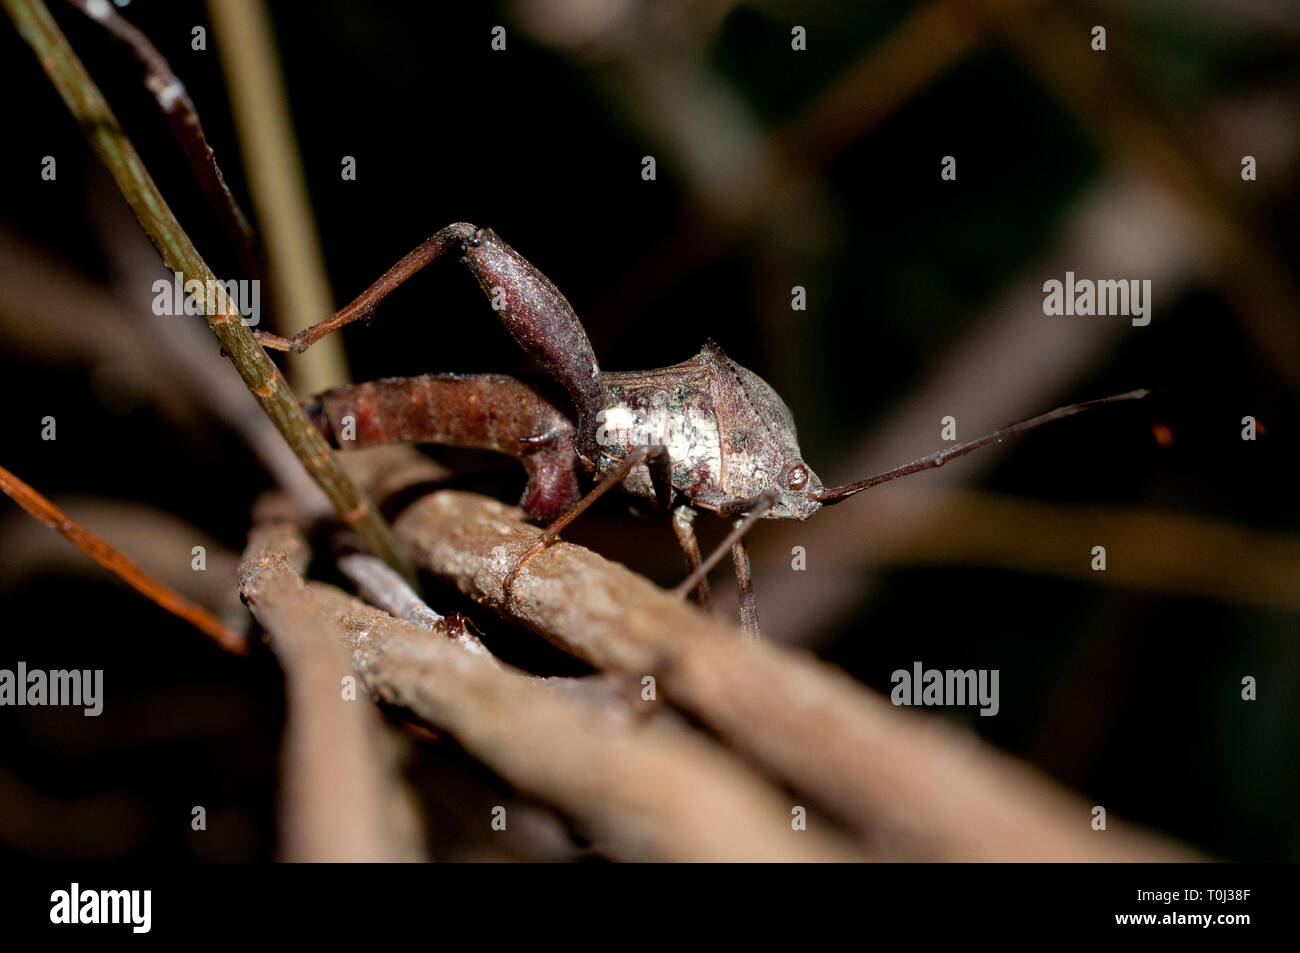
393 489 1198 861
238 514 424 861
239 514 863 862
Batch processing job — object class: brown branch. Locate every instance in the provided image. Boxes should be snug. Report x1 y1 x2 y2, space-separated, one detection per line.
335 546 445 630
206 0 349 393
0 464 245 654
239 513 864 861
238 512 425 861
333 540 496 662
392 489 1198 861
0 495 248 635
60 0 264 288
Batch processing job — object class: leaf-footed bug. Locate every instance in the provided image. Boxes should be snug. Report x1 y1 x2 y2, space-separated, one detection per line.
258 223 1149 638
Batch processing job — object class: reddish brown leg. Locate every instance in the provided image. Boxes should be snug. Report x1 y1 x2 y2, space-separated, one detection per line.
733 527 759 639
258 223 608 461
731 527 759 639
671 505 711 609
310 373 582 523
503 445 672 601
256 224 476 353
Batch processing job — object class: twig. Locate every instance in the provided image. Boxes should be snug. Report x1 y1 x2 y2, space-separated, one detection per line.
0 495 249 634
336 547 445 629
240 516 864 862
86 188 331 510
3 0 415 583
237 515 425 861
0 463 245 654
60 0 265 288
333 541 496 662
392 489 1197 860
206 0 348 393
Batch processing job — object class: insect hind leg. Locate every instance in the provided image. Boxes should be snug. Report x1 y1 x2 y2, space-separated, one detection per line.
502 444 673 604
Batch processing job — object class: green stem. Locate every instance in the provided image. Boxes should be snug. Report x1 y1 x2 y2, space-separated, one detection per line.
3 0 415 583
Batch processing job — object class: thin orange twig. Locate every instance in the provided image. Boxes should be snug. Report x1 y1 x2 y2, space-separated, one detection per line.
0 464 246 655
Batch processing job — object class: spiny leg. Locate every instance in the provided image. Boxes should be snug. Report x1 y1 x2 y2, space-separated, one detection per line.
671 505 711 608
258 223 608 462
503 444 673 602
731 526 759 639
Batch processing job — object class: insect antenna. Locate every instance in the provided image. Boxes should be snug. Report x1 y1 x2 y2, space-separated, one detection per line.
815 388 1152 505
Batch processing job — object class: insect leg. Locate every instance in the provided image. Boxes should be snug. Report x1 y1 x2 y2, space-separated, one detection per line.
670 505 711 608
256 223 477 352
731 527 759 639
503 444 673 602
671 490 777 610
310 373 582 523
456 228 606 463
258 224 607 464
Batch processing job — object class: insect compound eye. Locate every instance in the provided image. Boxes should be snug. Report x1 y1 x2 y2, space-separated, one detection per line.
785 463 809 491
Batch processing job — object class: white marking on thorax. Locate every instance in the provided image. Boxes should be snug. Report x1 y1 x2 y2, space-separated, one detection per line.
599 400 721 482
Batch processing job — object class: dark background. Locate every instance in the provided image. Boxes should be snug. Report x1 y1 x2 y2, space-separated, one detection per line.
0 0 1296 861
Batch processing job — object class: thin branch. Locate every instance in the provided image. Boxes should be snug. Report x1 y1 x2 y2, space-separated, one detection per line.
0 463 245 654
392 488 1197 860
240 515 863 862
3 0 415 583
333 539 497 662
61 0 265 289
0 495 249 634
206 0 349 393
237 515 425 861
336 547 445 629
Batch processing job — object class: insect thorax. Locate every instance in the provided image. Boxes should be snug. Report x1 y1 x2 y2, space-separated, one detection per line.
597 363 722 503
596 344 808 514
